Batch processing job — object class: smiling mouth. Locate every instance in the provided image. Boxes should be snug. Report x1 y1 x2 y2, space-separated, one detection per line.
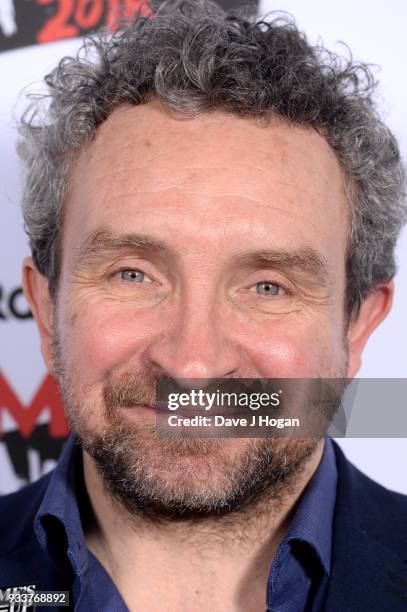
120 402 156 411
120 402 255 419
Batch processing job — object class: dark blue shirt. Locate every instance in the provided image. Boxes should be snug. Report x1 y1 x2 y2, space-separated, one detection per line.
33 435 337 611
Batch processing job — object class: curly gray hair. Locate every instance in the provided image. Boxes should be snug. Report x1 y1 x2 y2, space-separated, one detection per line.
18 0 406 314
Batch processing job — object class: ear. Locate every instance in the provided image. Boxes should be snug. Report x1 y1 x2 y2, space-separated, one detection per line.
346 281 394 377
22 256 54 372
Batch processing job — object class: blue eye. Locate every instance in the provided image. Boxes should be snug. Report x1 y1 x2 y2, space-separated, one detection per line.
120 270 145 282
256 282 281 296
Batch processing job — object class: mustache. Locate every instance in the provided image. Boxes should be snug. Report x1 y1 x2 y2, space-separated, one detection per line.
103 373 287 417
102 373 348 432
103 369 270 408
103 370 163 414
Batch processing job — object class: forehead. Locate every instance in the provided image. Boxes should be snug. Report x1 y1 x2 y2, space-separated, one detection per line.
64 101 348 263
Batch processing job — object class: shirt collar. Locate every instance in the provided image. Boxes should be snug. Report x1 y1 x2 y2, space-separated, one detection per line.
34 434 88 578
283 437 338 575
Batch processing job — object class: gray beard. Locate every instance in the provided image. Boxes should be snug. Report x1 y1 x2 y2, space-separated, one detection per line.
80 422 319 522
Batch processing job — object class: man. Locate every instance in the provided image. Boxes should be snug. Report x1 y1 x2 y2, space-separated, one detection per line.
1 1 406 610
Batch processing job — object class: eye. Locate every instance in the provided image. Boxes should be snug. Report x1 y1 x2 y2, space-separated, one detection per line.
255 281 284 296
119 269 147 282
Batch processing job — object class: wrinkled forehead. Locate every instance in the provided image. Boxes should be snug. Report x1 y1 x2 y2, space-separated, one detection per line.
80 101 346 192
63 101 349 266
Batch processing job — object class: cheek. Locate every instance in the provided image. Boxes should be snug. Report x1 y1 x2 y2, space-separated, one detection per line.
246 319 342 378
59 301 160 384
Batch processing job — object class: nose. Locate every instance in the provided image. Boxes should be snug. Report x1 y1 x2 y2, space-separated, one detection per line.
143 292 242 382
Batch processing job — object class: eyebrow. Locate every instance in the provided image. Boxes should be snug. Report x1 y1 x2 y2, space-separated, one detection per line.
73 229 330 285
235 248 331 286
73 229 169 269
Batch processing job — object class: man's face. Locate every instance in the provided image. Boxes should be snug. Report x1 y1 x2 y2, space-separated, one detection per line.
48 102 350 517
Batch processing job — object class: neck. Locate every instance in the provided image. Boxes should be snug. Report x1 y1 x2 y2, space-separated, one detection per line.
82 440 324 611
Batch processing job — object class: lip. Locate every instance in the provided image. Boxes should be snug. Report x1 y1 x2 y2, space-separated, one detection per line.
119 403 156 412
159 407 252 419
120 403 255 419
